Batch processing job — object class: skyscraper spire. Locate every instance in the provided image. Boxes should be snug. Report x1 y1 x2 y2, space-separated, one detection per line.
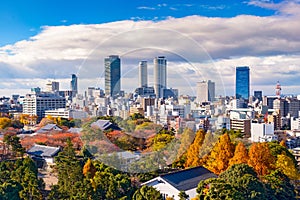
276 81 281 97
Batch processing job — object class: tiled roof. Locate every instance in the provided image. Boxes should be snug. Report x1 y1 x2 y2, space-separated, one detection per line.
92 120 112 130
27 144 61 157
36 124 62 133
160 166 217 191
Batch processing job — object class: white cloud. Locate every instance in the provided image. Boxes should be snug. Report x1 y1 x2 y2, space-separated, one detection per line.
137 6 156 10
0 4 300 96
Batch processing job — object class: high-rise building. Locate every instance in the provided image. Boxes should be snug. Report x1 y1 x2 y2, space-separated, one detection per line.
105 55 121 97
254 91 262 102
154 56 167 98
46 81 59 92
236 66 250 99
196 80 215 103
70 74 78 96
139 61 148 88
273 98 289 117
23 92 66 121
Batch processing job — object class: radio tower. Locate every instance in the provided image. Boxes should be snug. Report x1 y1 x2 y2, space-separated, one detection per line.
276 81 281 97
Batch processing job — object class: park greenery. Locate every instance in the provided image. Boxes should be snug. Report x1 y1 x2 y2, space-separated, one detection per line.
0 113 299 199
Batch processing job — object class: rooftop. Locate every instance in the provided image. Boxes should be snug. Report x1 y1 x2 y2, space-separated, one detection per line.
27 144 61 157
160 166 217 191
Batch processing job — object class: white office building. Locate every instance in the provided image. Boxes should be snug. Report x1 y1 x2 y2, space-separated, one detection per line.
196 80 215 103
23 92 66 121
251 123 277 142
45 108 88 119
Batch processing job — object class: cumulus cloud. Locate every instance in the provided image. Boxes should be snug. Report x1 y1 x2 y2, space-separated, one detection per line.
0 3 300 96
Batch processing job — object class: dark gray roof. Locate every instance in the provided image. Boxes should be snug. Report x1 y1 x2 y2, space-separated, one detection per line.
91 120 121 131
27 144 60 157
92 120 112 130
36 124 62 133
160 166 217 191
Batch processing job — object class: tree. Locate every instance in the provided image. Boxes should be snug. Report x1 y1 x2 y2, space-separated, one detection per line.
197 178 243 200
219 164 266 199
178 191 189 200
3 134 25 157
248 143 275 176
276 153 300 180
132 185 163 200
205 133 235 174
229 142 249 166
185 129 206 168
83 158 96 179
268 141 297 167
53 139 84 198
263 170 296 200
0 117 12 129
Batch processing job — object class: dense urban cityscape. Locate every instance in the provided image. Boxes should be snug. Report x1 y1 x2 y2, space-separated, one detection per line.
1 0 300 200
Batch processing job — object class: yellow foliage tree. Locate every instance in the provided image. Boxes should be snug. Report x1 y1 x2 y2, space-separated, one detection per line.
248 142 275 176
229 142 249 166
177 128 195 159
184 129 206 168
83 158 96 179
276 153 300 180
204 133 235 175
0 117 12 129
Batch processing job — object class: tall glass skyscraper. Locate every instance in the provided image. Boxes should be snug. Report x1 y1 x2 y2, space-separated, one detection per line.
139 61 148 88
105 55 121 97
236 66 250 99
154 56 167 98
70 74 78 96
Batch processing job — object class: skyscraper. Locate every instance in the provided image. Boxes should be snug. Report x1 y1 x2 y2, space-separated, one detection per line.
196 80 215 103
139 61 148 88
254 91 262 102
46 81 59 92
70 74 78 96
154 56 167 98
236 66 250 99
105 55 121 97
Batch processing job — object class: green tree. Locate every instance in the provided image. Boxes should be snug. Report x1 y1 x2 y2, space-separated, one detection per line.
263 170 296 200
220 164 266 199
132 185 163 200
197 178 243 200
3 134 25 157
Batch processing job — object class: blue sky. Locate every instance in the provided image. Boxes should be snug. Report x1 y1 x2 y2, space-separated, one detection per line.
0 0 277 46
0 0 300 96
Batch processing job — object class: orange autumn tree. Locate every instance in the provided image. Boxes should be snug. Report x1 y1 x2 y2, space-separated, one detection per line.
184 129 206 168
248 142 275 176
83 158 96 179
229 142 249 166
204 133 235 175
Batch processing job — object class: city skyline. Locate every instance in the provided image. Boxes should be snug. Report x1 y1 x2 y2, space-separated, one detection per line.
0 1 300 96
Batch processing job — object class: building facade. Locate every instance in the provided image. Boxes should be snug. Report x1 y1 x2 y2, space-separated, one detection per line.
70 74 78 96
105 55 121 97
23 92 66 121
236 66 250 99
139 61 148 88
154 56 167 98
196 80 215 103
